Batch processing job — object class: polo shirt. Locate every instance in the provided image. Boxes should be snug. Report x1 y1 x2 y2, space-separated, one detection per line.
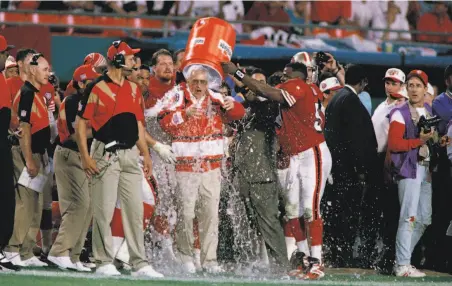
78 73 144 149
13 81 51 154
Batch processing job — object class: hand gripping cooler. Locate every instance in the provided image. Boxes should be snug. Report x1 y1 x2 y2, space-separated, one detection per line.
181 17 236 90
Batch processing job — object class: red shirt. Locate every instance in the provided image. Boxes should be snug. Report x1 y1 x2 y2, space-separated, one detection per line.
277 78 325 156
145 76 175 109
245 2 290 31
0 73 11 110
311 1 351 23
417 13 452 44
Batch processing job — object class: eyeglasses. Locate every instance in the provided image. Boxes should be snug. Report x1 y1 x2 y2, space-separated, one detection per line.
30 53 44 66
190 79 208 86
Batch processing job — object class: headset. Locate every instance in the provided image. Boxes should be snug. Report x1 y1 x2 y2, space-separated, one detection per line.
29 53 44 66
111 40 126 69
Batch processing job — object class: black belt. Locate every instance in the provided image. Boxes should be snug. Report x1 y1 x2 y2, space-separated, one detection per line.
60 140 79 152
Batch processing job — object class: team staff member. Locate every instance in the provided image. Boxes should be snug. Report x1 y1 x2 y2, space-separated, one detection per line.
76 40 163 278
5 54 52 268
0 35 19 271
47 65 100 272
323 64 381 268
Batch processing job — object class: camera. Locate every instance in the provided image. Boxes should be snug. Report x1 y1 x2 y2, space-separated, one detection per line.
314 51 331 71
418 115 441 134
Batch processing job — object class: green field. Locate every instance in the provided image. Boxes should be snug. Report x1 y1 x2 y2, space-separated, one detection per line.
1 268 452 286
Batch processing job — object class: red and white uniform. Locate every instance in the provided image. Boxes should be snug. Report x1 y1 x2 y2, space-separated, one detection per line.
277 78 332 262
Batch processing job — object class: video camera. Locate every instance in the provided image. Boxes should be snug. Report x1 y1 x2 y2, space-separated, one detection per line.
314 51 331 71
418 115 441 133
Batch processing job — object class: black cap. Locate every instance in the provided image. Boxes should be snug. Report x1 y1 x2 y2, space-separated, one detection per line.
345 64 367 85
445 65 452 79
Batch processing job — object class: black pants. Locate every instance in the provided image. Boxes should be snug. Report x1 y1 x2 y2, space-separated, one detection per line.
0 142 15 251
323 169 382 268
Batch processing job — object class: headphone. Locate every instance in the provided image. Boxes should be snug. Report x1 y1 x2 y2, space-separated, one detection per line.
111 40 125 69
30 53 44 66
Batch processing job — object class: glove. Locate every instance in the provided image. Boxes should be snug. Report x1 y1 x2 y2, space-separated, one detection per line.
152 142 177 164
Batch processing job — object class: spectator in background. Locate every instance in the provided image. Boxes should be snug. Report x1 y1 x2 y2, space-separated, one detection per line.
371 1 411 43
425 83 435 107
349 1 381 39
222 0 245 34
170 1 225 30
243 1 290 33
286 1 311 35
417 1 452 44
310 0 351 24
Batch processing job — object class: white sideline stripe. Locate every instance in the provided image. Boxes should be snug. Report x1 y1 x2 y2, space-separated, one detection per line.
172 139 224 158
2 270 451 285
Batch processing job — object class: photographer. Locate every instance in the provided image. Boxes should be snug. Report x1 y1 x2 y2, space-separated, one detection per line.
388 70 450 277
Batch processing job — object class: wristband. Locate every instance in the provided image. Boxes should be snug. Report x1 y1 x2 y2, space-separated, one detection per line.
234 70 245 81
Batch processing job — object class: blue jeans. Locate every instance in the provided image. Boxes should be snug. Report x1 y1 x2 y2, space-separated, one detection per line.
395 164 432 266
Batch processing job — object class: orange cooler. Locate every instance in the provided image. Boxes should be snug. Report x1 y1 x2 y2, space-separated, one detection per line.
182 17 236 89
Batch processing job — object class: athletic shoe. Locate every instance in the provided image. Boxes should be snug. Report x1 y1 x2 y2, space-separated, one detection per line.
4 252 25 267
83 262 96 269
22 256 48 267
131 265 164 278
0 252 20 271
47 256 75 270
203 264 225 274
182 261 196 274
304 259 325 280
96 264 121 276
394 265 426 277
73 261 91 272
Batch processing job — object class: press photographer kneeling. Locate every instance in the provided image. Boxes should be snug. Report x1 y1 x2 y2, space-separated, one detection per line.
387 70 450 277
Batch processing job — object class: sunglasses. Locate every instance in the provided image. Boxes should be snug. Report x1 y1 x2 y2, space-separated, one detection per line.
30 53 44 66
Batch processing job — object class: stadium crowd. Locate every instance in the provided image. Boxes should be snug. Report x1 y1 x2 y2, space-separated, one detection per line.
1 13 452 280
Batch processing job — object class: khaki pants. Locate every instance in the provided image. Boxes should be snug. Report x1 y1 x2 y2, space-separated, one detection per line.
49 146 92 262
6 146 50 260
90 140 147 271
175 168 221 267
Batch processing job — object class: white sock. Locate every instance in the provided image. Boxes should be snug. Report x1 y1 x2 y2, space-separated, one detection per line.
285 237 297 259
296 240 310 256
311 245 322 263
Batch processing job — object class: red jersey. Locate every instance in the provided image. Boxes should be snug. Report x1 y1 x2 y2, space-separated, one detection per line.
277 78 325 156
145 75 175 109
0 73 11 110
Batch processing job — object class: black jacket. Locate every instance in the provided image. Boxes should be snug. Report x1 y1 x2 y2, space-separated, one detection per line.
324 86 378 177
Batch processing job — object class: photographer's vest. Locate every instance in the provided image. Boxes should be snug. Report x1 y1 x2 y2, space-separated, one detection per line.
389 102 432 179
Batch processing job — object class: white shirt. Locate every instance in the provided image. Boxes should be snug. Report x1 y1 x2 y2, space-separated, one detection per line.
345 84 358 95
350 1 381 28
371 13 411 42
372 98 398 153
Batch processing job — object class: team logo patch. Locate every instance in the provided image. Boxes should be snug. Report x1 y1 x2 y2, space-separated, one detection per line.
321 83 327 89
20 110 27 117
191 37 205 46
388 69 398 76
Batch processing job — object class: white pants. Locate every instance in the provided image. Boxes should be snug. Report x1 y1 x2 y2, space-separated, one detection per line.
283 142 332 221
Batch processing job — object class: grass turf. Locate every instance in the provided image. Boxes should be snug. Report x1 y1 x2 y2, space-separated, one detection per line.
1 268 452 286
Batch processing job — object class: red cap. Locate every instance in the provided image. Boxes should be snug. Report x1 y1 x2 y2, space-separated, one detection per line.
84 53 107 67
107 41 140 61
407 70 428 86
73 64 100 82
0 35 15 52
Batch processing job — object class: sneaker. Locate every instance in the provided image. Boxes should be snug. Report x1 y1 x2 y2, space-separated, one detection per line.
83 262 96 269
203 264 225 274
22 256 48 267
394 265 426 277
0 252 20 271
96 264 121 276
182 261 196 274
132 265 164 278
304 262 325 280
73 261 91 272
47 256 75 270
4 252 25 267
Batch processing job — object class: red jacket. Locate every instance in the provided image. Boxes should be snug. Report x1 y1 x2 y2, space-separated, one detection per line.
159 84 245 172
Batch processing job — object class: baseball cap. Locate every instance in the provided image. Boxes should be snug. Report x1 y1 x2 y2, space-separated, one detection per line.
427 83 434 95
383 68 405 83
407 69 428 86
73 64 100 82
107 41 140 61
319 77 342 92
391 86 408 99
5 55 17 68
0 35 15 52
84 53 107 67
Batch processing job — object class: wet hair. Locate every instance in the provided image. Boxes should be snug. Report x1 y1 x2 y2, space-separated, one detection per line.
151 49 173 66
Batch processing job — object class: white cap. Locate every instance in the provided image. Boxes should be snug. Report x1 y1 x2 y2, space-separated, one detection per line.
384 68 405 83
291 51 314 68
319 77 342 92
392 86 408 99
5 55 17 69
